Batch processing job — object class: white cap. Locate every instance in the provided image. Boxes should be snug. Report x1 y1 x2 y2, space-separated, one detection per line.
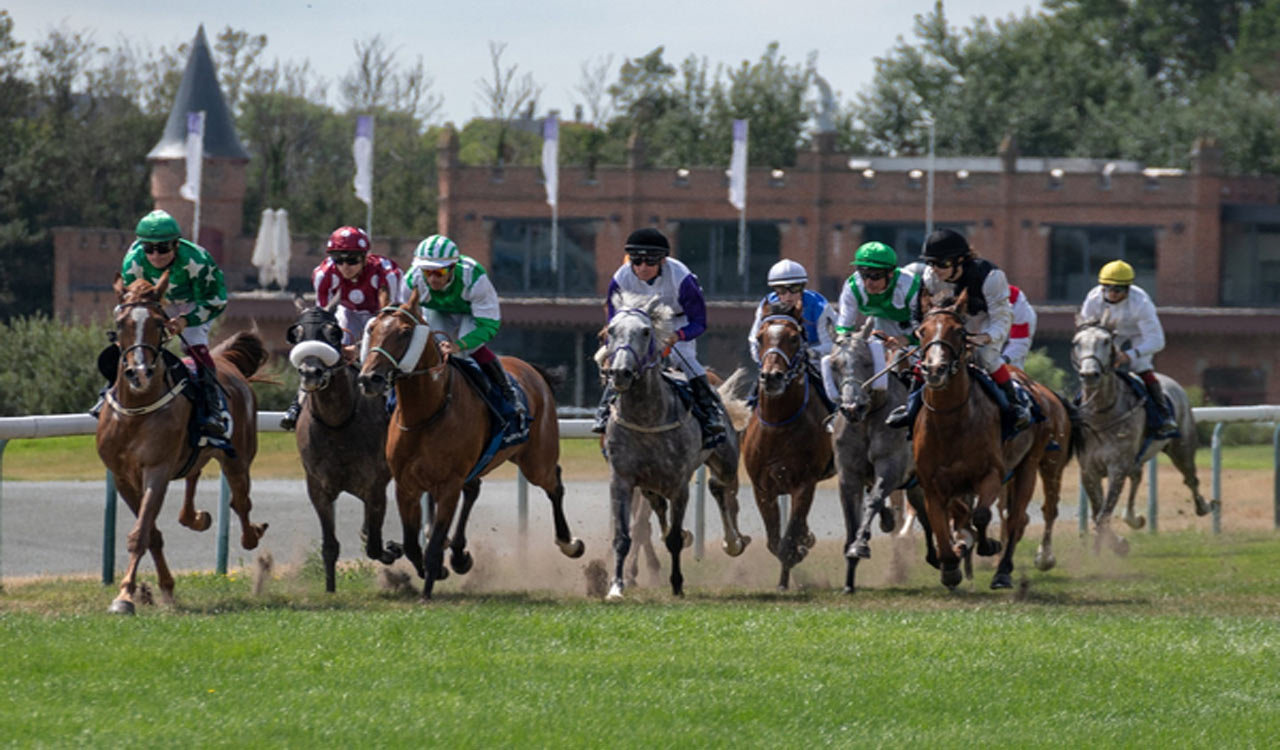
767 259 808 286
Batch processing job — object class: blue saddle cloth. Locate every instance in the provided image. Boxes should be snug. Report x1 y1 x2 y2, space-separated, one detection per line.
970 366 1044 441
1118 371 1179 439
450 358 531 483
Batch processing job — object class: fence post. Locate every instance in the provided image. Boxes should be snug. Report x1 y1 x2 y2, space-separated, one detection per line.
216 474 230 574
693 465 706 561
1147 456 1158 533
1212 422 1224 535
0 439 6 590
517 468 529 537
103 471 117 585
1274 423 1280 531
1078 482 1089 535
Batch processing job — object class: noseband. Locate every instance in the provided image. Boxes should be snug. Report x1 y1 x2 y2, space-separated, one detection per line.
367 306 436 378
918 309 966 378
605 307 662 375
1071 323 1114 375
758 314 808 386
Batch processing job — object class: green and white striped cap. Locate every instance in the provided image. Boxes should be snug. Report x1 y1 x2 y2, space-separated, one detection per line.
413 234 460 269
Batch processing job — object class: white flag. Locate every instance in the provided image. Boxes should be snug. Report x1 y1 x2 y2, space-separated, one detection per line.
353 116 374 206
542 114 559 208
179 111 205 202
728 119 748 210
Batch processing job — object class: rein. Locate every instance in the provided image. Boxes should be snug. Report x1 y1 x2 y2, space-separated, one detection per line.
604 307 662 374
397 363 455 432
104 378 187 416
757 314 809 386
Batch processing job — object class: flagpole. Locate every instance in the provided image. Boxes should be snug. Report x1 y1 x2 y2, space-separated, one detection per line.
550 201 558 277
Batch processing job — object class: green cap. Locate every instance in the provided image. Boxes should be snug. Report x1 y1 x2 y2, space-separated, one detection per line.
853 241 897 270
135 210 182 242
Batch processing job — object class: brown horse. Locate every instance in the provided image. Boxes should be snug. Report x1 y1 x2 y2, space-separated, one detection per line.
356 291 585 600
96 273 269 613
912 291 1071 589
742 301 834 590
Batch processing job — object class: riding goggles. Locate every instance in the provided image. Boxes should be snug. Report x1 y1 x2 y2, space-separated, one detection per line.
1102 284 1130 294
332 252 364 266
143 241 175 256
424 266 452 278
771 283 804 295
925 257 963 270
857 268 890 282
631 256 661 267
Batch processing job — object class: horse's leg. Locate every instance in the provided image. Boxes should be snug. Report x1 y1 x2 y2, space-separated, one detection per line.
1122 467 1147 529
665 487 691 597
705 451 750 556
852 473 894 559
110 469 167 615
920 487 961 589
219 459 267 550
1165 436 1214 516
362 480 401 565
1096 466 1130 556
146 526 176 607
887 489 906 534
1035 459 1063 572
177 472 212 532
838 469 864 594
625 492 647 588
753 482 786 588
538 465 585 559
971 469 1005 559
421 485 462 600
782 482 818 567
394 482 425 579
906 487 939 569
992 463 1037 589
607 473 635 600
449 478 481 575
305 475 341 593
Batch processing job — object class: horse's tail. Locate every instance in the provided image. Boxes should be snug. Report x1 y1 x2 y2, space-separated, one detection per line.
213 331 269 379
1055 389 1084 462
717 367 753 433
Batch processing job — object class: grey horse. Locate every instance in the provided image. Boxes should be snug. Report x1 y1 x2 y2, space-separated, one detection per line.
287 298 402 591
826 320 935 592
1072 316 1216 555
596 290 751 599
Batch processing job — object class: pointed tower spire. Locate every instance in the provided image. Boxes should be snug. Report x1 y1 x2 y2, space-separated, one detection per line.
148 25 248 159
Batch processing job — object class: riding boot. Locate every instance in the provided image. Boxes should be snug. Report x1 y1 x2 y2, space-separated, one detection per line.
885 388 922 429
999 380 1032 431
280 395 302 431
1144 377 1180 439
689 375 727 449
591 386 616 434
480 358 527 432
197 368 229 440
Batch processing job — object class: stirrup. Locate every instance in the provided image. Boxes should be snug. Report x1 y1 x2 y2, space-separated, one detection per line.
885 404 912 429
280 402 301 431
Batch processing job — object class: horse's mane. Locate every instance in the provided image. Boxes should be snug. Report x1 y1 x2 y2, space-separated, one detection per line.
122 276 163 302
766 300 799 317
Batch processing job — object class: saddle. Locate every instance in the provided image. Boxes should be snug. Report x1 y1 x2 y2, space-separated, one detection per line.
970 366 1044 441
449 357 531 482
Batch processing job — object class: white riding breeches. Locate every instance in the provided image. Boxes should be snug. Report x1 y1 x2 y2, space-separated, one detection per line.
973 342 1005 373
337 307 373 346
667 338 705 379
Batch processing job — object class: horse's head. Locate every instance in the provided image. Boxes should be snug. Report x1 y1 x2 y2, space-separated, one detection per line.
829 319 877 421
1071 312 1116 385
598 290 674 393
357 287 434 397
286 296 344 393
917 289 969 390
756 299 807 398
112 271 171 392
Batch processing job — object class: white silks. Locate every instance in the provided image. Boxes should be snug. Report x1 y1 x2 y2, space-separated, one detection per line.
728 119 748 211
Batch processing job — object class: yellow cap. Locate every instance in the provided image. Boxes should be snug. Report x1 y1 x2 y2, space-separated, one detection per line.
1098 260 1135 286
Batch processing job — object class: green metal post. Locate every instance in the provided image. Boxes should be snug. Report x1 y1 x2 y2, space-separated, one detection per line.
1077 483 1088 535
1211 422 1223 535
216 474 230 574
694 465 706 561
517 468 529 536
103 471 118 585
0 439 6 591
1146 456 1158 534
1273 423 1280 531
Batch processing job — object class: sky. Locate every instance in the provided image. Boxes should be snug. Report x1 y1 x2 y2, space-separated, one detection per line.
8 0 1042 124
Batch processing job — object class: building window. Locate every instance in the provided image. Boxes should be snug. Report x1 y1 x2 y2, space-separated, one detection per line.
490 219 598 296
1221 222 1280 307
675 221 781 299
1047 226 1156 303
861 223 971 263
490 325 601 409
1203 366 1267 406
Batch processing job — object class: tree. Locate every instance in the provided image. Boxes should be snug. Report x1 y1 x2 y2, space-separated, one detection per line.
213 26 269 115
474 41 541 167
340 34 442 123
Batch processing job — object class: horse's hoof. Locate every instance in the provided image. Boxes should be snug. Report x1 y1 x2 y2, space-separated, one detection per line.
241 523 268 550
722 535 749 557
841 585 855 595
1034 549 1056 572
379 544 403 565
681 530 693 549
1113 537 1130 557
845 542 870 560
977 539 1002 557
450 550 473 575
803 531 817 549
192 511 212 532
1194 498 1218 517
606 581 625 600
926 551 940 570
941 567 963 589
776 583 789 593
557 538 586 559
990 573 1013 590
1124 515 1146 530
108 598 135 615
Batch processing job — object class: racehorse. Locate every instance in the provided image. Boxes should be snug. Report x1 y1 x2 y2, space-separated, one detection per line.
1071 315 1214 555
96 272 269 613
912 291 1071 589
741 301 833 591
825 319 933 592
597 290 751 599
286 297 403 592
356 290 585 600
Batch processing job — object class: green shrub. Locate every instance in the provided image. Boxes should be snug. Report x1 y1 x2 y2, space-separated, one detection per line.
1023 347 1069 393
0 315 109 416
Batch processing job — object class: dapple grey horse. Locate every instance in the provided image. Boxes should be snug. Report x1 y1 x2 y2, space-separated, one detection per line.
1072 316 1215 555
826 320 935 592
597 290 751 599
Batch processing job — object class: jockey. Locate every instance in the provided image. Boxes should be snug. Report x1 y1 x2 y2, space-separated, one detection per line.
280 225 404 430
402 233 527 432
1001 284 1037 369
118 209 228 439
828 241 921 403
747 259 837 410
886 228 1032 431
592 227 726 449
1080 259 1178 438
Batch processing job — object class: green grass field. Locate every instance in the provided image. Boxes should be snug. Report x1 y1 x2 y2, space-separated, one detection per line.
3 530 1280 747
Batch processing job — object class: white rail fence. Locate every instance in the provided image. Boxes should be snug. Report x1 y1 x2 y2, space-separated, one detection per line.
2 407 1278 585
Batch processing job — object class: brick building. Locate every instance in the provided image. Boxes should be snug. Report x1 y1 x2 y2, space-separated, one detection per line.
53 28 1280 407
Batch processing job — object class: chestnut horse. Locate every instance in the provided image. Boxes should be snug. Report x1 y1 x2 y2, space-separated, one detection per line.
912 291 1071 589
356 291 585 600
742 301 833 590
96 273 269 613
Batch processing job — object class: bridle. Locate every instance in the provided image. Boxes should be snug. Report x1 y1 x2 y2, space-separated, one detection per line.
1071 323 1119 411
114 299 171 372
366 305 441 380
917 308 966 380
604 307 663 380
754 314 811 427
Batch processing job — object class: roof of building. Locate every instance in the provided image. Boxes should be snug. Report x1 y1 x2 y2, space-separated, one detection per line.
147 25 249 160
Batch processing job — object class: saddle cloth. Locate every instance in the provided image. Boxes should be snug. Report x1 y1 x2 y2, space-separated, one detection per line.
449 358 531 482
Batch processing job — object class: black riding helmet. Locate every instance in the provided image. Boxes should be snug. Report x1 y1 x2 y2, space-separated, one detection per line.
921 228 970 261
624 227 670 260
